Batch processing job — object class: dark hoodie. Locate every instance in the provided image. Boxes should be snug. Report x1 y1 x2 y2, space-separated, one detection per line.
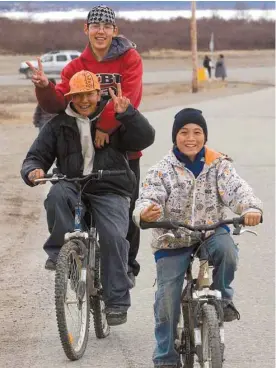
35 36 143 159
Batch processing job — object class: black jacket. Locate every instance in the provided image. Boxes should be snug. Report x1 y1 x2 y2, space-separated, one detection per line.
21 104 155 198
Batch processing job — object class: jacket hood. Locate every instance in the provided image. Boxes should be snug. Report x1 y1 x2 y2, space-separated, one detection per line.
81 36 136 62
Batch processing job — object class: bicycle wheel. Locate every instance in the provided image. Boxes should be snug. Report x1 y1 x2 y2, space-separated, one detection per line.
182 302 195 368
200 304 223 368
55 240 90 360
90 247 110 338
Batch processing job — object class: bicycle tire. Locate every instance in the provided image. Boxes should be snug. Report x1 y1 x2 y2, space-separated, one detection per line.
91 247 110 338
201 303 223 368
182 302 195 368
55 240 90 360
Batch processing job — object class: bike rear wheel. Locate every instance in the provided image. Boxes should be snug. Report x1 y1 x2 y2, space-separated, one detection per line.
200 304 223 368
90 247 110 338
55 240 90 360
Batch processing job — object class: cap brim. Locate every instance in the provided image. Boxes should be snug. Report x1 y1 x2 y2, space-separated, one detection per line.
64 89 100 97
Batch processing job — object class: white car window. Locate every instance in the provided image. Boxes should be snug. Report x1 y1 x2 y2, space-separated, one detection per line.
41 55 53 62
56 55 68 62
70 54 79 60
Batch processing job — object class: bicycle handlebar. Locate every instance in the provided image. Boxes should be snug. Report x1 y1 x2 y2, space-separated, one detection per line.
34 170 127 184
140 217 246 231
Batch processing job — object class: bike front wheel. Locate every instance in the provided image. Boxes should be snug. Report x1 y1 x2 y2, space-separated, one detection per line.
200 303 223 368
55 240 90 361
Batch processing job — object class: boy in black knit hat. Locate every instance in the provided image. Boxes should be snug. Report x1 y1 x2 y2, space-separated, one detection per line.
133 108 263 368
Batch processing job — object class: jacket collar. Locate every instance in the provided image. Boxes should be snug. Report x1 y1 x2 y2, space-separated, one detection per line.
60 100 108 130
167 146 228 169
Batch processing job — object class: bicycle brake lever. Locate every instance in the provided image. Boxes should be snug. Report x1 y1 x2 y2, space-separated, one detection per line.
233 225 257 236
240 229 258 236
156 233 175 241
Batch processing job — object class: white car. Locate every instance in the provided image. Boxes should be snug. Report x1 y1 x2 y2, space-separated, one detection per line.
19 50 81 79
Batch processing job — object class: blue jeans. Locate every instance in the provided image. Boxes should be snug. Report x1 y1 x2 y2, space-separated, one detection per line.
153 227 238 366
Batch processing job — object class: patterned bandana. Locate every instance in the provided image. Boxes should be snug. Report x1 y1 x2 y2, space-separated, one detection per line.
87 5 116 25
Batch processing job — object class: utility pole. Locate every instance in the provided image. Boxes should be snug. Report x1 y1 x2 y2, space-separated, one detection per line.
191 0 198 93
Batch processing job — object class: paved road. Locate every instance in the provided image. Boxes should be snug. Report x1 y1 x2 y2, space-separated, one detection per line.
0 87 274 367
1 66 274 86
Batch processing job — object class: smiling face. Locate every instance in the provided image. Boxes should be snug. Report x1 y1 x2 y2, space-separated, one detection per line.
71 91 100 117
84 22 117 55
176 123 205 161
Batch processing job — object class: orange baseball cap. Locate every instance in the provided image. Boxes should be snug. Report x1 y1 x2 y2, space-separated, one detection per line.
64 70 101 96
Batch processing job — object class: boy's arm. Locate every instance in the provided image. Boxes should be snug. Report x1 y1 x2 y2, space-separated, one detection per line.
217 160 263 215
96 49 143 133
133 167 169 227
115 105 155 151
21 122 57 186
35 64 75 113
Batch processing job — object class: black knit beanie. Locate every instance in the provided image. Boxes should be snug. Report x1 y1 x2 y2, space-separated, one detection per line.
172 108 208 143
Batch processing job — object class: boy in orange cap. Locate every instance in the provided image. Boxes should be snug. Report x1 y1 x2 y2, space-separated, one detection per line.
21 70 155 326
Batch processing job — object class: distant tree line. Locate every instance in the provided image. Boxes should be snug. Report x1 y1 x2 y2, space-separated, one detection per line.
0 16 274 54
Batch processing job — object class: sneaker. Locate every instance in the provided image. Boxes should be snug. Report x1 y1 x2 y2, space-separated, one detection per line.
106 310 127 326
45 258 57 271
223 301 240 322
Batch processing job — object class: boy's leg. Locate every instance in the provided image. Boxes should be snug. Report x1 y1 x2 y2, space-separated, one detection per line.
127 157 141 278
153 250 193 367
204 227 239 321
88 193 132 323
43 182 81 265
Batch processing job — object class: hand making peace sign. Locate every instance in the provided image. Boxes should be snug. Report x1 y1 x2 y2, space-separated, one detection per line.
109 83 130 114
26 57 49 88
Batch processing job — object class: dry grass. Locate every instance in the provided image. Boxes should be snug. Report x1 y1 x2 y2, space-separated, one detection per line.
0 86 37 104
0 80 266 123
0 81 226 106
0 17 274 54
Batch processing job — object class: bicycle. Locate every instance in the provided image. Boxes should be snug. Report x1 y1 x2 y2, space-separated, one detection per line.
140 217 260 368
35 169 126 360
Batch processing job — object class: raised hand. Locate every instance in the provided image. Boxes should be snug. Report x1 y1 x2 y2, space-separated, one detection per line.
108 83 130 114
26 57 49 88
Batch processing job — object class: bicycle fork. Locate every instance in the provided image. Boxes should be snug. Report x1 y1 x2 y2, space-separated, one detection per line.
187 261 225 362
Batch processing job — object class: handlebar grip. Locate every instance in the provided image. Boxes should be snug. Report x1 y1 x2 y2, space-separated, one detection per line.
44 173 54 178
102 170 126 177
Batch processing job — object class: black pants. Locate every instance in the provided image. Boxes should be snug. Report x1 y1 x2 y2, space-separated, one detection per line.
127 158 140 276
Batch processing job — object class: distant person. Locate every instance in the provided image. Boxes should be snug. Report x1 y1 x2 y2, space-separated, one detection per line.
32 78 57 131
215 54 227 80
203 55 212 78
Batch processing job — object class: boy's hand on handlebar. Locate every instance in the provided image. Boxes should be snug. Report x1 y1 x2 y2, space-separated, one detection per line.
109 83 130 114
244 212 262 226
26 58 49 88
140 203 162 222
28 168 45 185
